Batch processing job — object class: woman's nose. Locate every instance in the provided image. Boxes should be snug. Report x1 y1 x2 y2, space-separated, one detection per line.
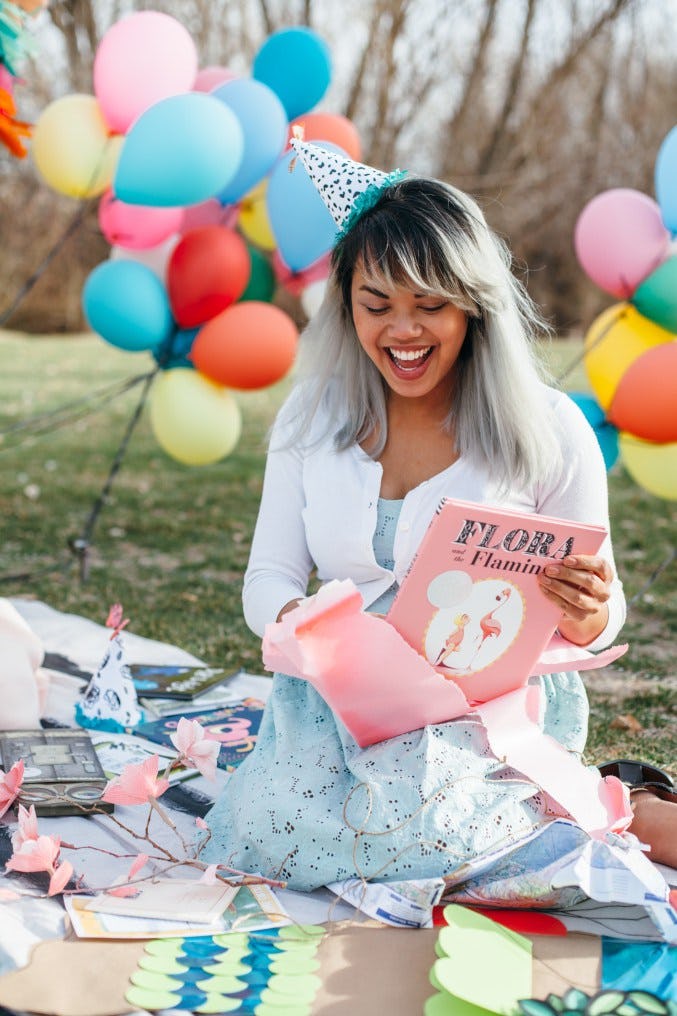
388 313 423 338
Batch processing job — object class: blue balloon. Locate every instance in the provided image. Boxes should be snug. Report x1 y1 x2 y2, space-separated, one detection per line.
568 393 619 470
655 125 677 234
114 93 244 207
212 78 288 204
253 27 331 120
267 145 339 271
83 260 174 352
154 327 198 369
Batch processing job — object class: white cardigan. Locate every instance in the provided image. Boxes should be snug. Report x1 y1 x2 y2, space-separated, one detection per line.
243 385 625 650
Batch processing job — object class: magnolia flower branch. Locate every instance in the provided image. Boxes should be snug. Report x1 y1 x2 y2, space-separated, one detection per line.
0 718 286 899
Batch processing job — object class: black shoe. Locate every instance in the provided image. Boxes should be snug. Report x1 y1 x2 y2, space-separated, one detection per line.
598 758 677 803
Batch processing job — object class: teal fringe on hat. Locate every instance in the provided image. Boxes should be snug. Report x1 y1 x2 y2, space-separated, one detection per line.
0 1 36 77
336 168 408 242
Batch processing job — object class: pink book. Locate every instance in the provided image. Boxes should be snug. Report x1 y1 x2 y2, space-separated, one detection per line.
386 498 607 704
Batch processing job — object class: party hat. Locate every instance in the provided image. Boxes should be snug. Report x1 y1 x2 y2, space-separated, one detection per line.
289 129 406 240
75 604 143 732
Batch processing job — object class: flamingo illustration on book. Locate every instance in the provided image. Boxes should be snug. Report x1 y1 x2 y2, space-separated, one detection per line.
468 586 513 668
434 613 471 666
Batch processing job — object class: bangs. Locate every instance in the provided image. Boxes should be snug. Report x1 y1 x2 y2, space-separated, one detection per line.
332 178 481 316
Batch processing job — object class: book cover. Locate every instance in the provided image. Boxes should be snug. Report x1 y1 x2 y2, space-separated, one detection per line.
82 878 239 923
133 699 266 772
128 663 237 701
386 498 606 704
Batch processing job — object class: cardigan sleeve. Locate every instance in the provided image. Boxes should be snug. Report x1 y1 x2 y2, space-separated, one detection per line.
242 396 315 638
535 391 626 651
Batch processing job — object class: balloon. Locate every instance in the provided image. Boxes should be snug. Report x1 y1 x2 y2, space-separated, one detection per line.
240 247 275 303
154 328 198 370
655 125 677 233
238 181 276 250
98 189 182 250
253 26 332 120
83 260 174 352
288 112 362 161
567 393 619 470
583 303 674 410
179 198 239 233
273 250 331 296
301 278 329 319
267 145 340 271
632 256 677 333
212 78 288 204
110 234 178 284
167 226 251 328
114 93 244 207
191 302 298 389
31 94 122 198
193 66 237 92
619 434 677 500
93 12 198 134
608 343 677 443
149 368 242 466
574 189 670 298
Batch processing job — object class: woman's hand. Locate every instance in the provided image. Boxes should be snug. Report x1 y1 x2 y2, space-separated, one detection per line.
276 599 303 623
537 554 612 647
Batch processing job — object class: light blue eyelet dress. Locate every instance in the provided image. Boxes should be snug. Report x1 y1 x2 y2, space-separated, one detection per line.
203 499 591 893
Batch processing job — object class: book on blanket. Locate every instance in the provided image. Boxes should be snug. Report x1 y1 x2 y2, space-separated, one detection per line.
128 663 237 700
134 699 266 772
386 497 607 702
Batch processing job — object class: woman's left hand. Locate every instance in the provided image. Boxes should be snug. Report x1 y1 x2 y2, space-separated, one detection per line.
537 554 612 646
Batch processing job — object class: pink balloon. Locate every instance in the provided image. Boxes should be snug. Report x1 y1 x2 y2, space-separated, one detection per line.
94 12 198 134
193 66 238 93
179 198 240 233
98 189 183 250
574 188 670 299
273 250 332 296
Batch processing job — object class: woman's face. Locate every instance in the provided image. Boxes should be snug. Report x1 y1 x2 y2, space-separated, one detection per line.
350 260 468 405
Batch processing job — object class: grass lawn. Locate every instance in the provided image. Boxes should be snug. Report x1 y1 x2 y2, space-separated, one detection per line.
0 330 674 771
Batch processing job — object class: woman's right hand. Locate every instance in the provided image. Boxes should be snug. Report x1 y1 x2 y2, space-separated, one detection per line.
276 599 303 623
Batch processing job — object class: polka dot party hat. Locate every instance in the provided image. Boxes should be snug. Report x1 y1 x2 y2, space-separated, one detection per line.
289 127 406 240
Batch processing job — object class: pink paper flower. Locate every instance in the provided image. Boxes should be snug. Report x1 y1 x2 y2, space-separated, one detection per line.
11 803 39 852
169 717 220 780
101 756 170 806
48 861 73 897
6 834 61 873
0 760 24 819
195 817 209 830
106 883 140 898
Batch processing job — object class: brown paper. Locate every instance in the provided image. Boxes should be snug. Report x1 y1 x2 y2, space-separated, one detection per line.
0 939 144 1016
532 932 601 996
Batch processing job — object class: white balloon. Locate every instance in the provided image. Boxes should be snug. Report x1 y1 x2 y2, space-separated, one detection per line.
110 233 179 284
300 278 328 319
427 570 473 609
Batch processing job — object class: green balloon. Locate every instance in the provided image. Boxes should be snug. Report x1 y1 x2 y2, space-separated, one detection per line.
240 246 275 303
633 255 677 332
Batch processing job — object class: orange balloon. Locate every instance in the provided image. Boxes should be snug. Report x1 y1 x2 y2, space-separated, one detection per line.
608 342 677 443
288 112 362 161
191 302 298 390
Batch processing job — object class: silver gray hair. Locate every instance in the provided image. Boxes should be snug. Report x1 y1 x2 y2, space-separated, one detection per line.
283 176 562 491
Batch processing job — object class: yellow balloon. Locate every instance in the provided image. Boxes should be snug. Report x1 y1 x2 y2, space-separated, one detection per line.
619 433 677 500
584 303 674 410
32 94 123 198
149 368 242 466
238 180 276 251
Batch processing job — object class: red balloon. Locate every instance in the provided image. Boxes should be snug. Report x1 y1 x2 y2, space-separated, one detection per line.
167 226 250 327
191 302 298 390
608 342 677 443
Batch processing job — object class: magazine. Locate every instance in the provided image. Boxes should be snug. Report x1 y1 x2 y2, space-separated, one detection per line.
133 699 266 772
386 498 606 703
128 663 237 700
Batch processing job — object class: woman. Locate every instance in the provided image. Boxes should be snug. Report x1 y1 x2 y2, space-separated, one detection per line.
204 154 676 891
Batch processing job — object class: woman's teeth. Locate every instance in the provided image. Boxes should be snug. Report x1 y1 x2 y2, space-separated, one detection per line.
387 347 433 366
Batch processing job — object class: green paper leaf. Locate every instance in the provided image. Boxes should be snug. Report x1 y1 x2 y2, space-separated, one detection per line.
563 990 590 1011
125 985 181 1011
588 993 626 1016
626 992 669 1015
519 1001 558 1016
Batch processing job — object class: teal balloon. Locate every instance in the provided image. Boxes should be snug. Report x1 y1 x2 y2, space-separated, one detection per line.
253 27 331 120
83 260 174 352
154 327 198 369
632 255 677 332
114 93 244 207
568 392 619 470
267 144 339 272
240 247 275 302
213 78 288 204
655 125 677 233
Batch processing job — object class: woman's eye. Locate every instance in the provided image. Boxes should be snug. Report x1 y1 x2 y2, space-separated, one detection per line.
420 303 447 313
365 305 389 315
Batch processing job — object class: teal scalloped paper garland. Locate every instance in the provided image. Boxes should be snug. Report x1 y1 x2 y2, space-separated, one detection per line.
518 988 677 1016
335 169 408 242
125 925 325 1015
